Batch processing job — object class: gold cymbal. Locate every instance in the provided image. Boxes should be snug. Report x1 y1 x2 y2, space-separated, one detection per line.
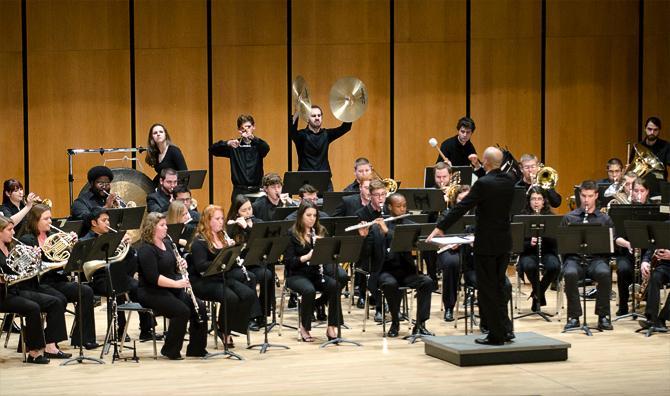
292 75 312 123
329 76 368 122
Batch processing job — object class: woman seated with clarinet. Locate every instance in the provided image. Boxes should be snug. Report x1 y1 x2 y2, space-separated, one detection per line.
20 204 98 350
225 195 274 330
0 216 70 363
284 201 345 342
189 204 256 347
136 212 208 360
518 186 560 312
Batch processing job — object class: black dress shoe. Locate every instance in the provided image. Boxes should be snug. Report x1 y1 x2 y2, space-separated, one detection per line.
26 355 50 364
563 317 580 331
474 336 504 346
186 349 209 358
374 311 383 323
531 298 541 313
83 342 101 350
44 350 72 359
287 295 298 309
412 322 434 336
505 332 516 341
637 319 653 330
615 307 629 316
315 303 327 321
387 322 400 337
248 319 260 332
139 331 164 342
162 353 184 360
356 298 365 309
598 316 613 331
443 308 454 322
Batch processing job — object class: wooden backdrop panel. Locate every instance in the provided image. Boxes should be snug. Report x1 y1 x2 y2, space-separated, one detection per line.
0 0 23 184
643 0 669 124
293 0 390 190
394 0 466 188
211 0 287 206
135 0 209 207
546 0 638 211
470 0 541 162
27 0 130 217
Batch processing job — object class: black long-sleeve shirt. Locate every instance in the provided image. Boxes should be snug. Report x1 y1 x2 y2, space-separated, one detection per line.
210 137 270 187
515 179 563 208
70 189 106 221
1 202 26 233
137 241 179 289
634 138 670 180
153 145 187 181
146 188 171 214
189 238 221 279
284 232 321 277
251 196 279 222
289 116 352 174
436 135 485 177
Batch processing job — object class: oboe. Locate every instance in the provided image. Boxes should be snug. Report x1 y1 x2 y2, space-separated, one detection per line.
582 204 589 224
310 228 325 283
166 234 204 323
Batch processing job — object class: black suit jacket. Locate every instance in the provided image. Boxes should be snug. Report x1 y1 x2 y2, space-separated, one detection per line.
333 194 364 217
146 189 171 214
437 169 515 255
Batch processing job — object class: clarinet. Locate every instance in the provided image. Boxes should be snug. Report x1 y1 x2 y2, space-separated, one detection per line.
535 207 543 259
310 228 325 283
225 231 250 282
166 235 204 323
582 204 589 224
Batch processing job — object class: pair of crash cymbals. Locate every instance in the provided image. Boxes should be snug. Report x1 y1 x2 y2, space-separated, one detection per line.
292 76 368 123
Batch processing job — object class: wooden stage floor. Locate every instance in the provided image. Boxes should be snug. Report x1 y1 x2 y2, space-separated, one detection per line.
1 280 669 396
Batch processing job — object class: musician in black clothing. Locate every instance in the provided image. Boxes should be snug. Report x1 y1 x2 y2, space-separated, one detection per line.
147 168 178 214
2 179 42 233
515 154 562 208
81 207 156 340
343 157 373 193
284 184 330 220
333 178 371 217
365 193 434 337
226 197 275 329
70 166 120 222
518 187 561 312
251 173 286 222
145 123 188 185
435 116 485 178
210 114 271 202
136 212 207 359
284 201 347 342
598 158 624 185
172 185 200 224
423 162 454 288
290 105 353 191
428 147 516 345
20 204 99 350
560 180 614 331
166 200 196 253
190 205 255 346
0 216 69 363
635 116 669 181
639 246 670 330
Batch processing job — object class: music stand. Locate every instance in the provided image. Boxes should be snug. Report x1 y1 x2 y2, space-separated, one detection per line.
61 238 109 365
510 187 527 216
203 245 244 360
625 220 670 336
396 189 446 213
176 170 207 190
167 223 185 243
320 216 359 236
273 206 298 220
323 191 358 216
659 181 669 204
310 236 364 348
247 220 293 241
512 215 563 322
106 207 145 232
282 171 330 195
557 224 614 336
52 219 84 236
245 236 291 353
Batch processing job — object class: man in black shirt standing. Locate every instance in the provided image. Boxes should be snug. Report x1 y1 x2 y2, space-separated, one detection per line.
343 157 373 193
147 168 177 214
70 166 120 222
290 105 353 191
515 153 562 208
436 116 485 178
210 114 271 202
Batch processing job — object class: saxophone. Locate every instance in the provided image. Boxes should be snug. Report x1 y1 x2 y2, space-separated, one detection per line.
638 250 660 301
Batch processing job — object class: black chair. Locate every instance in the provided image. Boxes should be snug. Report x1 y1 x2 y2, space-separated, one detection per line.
0 312 27 362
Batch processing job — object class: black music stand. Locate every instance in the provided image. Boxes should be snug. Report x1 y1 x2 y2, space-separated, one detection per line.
282 171 330 195
106 207 145 232
203 245 244 360
176 170 207 190
52 219 84 236
512 215 563 322
625 220 670 336
310 236 364 348
322 191 358 216
320 216 359 236
245 236 291 353
557 224 614 336
659 181 670 204
273 206 299 220
396 189 446 213
166 223 185 243
61 238 108 365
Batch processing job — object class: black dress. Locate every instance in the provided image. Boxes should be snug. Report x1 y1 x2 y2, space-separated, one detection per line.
152 145 187 185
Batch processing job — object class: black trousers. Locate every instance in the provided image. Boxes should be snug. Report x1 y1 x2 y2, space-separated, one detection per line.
1 288 68 350
91 271 153 334
40 280 96 346
423 251 439 283
563 257 612 318
226 266 263 319
378 269 433 323
191 276 255 334
645 264 670 322
248 265 274 317
286 268 346 331
474 254 512 343
615 253 634 308
437 250 460 309
518 253 561 305
137 287 208 358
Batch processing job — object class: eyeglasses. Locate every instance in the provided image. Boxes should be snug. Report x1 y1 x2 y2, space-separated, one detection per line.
96 182 111 187
371 192 387 198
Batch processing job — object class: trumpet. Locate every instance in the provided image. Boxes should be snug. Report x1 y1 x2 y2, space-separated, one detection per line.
344 213 411 232
166 234 204 323
102 190 136 208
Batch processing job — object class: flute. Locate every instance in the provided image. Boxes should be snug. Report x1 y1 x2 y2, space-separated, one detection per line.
344 213 411 232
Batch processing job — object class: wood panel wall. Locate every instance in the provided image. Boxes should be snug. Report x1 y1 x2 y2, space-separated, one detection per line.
546 0 639 206
0 0 24 186
6 0 669 217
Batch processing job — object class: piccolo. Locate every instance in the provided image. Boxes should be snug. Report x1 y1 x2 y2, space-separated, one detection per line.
344 213 412 232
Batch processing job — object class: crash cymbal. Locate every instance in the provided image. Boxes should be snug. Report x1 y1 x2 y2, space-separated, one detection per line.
329 76 368 122
292 75 312 123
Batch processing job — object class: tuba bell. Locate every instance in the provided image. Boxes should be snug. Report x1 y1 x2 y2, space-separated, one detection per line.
82 239 130 281
625 144 664 179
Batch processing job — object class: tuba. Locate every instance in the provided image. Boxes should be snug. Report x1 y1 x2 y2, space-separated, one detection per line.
1 239 41 286
625 144 664 179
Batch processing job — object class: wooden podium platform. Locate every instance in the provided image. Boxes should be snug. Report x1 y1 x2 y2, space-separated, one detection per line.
424 331 571 367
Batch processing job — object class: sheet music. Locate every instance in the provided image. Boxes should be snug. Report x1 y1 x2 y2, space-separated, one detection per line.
430 235 475 245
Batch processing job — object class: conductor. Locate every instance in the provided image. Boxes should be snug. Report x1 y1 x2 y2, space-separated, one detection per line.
427 147 516 345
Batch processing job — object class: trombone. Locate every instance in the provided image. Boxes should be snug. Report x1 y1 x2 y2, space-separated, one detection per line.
371 170 398 193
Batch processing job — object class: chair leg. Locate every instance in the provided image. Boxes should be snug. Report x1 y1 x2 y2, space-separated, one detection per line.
150 312 157 360
278 287 286 336
296 296 302 342
4 313 15 348
381 290 386 337
362 288 370 332
20 316 27 363
210 302 218 350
